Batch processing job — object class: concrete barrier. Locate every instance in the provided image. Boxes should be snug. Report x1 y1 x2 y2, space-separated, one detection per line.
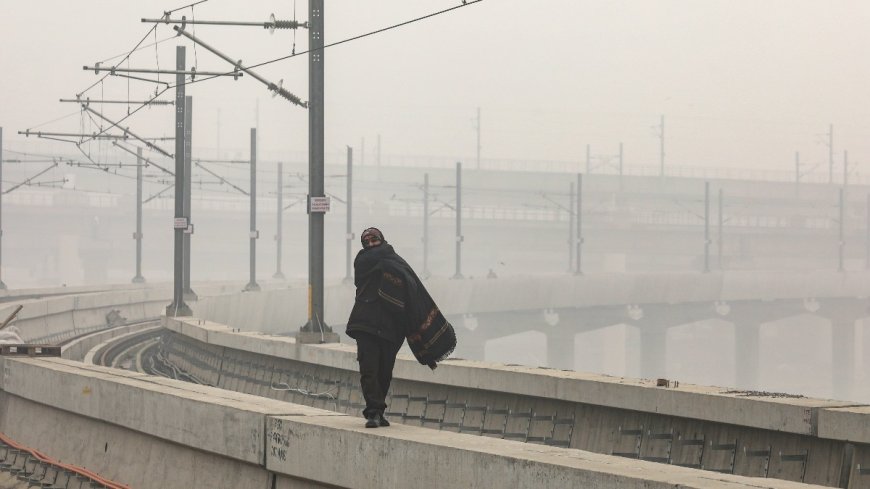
164 317 857 436
62 321 159 361
0 356 830 489
162 316 870 487
188 271 870 336
0 289 169 345
0 280 285 347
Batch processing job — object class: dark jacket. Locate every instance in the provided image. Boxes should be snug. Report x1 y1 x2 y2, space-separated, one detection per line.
346 243 407 345
346 242 457 368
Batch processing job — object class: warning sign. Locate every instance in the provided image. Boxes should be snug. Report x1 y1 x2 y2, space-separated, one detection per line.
308 196 331 213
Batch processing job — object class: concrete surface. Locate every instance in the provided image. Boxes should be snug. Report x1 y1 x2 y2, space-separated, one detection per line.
266 414 831 489
164 316 860 437
62 321 159 361
189 271 870 330
817 405 870 444
0 357 337 465
0 355 832 489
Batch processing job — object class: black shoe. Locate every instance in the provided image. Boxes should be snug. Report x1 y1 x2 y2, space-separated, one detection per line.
365 416 379 428
378 414 390 427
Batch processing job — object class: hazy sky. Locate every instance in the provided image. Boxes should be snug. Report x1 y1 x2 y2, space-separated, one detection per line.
2 1 868 175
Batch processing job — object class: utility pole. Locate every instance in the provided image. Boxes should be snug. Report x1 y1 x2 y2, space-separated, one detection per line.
453 162 464 279
144 11 313 330
300 0 335 341
575 173 583 275
568 181 575 272
377 133 381 181
274 162 285 279
618 142 624 191
828 124 834 184
422 173 430 278
245 128 260 292
166 46 191 317
844 150 849 188
132 147 145 283
0 127 6 289
795 151 801 184
704 181 710 273
838 187 845 272
659 115 665 178
344 146 353 284
585 144 591 173
183 95 197 301
216 109 221 158
795 151 801 198
361 137 365 166
718 188 724 270
475 107 481 170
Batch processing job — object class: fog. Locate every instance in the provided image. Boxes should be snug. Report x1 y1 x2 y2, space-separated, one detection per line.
2 1 869 169
1 1 869 401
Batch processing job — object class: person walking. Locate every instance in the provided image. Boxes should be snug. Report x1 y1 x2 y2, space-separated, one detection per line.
346 227 456 428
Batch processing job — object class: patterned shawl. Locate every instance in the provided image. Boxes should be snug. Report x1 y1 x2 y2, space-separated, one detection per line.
354 243 457 369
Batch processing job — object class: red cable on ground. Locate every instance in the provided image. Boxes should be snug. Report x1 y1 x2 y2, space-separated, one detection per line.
0 431 131 489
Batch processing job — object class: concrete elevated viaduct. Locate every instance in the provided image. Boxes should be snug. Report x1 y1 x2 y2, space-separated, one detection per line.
189 270 870 402
4 166 870 288
1 271 869 486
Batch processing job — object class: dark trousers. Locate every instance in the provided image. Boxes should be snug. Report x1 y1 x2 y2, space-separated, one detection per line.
355 332 402 418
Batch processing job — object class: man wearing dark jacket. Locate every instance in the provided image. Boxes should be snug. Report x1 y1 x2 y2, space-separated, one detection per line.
347 227 457 428
346 227 405 428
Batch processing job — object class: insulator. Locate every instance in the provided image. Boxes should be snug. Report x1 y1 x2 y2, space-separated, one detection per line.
273 20 301 30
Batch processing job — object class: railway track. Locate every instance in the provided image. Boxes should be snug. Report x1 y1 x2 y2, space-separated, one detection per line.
92 324 204 384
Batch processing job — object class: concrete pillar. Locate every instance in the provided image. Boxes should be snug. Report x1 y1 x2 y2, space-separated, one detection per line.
546 332 575 371
58 234 83 284
639 325 668 379
455 336 485 361
733 321 761 389
453 316 486 361
860 319 870 401
831 317 856 401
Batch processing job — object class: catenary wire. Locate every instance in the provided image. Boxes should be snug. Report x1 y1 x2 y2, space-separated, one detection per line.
172 0 484 90
77 1 482 145
77 24 158 98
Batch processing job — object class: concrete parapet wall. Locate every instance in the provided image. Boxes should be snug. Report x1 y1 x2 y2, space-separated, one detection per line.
0 289 171 344
264 414 828 489
164 317 858 437
61 321 158 361
191 284 355 333
0 356 830 489
818 407 870 445
163 316 870 487
0 280 270 346
189 271 870 335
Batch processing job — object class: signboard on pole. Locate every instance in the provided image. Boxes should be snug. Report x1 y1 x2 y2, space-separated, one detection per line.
308 196 330 213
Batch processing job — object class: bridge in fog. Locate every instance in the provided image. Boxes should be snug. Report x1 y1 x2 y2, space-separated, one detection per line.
3 162 869 287
2 166 870 488
2 263 870 487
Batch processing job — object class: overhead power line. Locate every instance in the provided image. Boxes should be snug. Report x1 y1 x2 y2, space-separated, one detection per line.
168 0 485 92
141 13 307 31
172 25 305 107
60 98 174 106
113 142 175 176
62 1 484 146
83 64 243 80
4 163 59 194
80 104 173 157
